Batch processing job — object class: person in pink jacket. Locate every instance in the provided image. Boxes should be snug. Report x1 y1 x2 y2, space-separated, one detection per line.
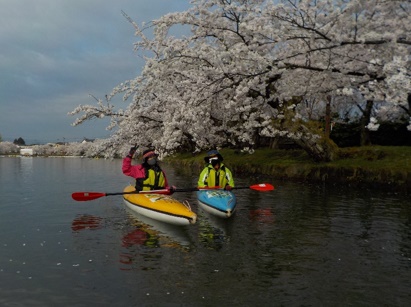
122 147 171 192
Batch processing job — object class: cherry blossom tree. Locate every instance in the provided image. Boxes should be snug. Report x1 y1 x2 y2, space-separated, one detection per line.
70 0 411 161
0 142 19 155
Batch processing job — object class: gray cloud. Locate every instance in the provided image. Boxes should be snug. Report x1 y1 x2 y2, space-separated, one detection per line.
0 0 190 144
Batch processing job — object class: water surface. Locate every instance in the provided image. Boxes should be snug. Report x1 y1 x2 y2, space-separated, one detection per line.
0 156 410 306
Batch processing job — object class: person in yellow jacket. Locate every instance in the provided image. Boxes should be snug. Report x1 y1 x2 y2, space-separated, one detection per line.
122 147 171 192
198 150 235 190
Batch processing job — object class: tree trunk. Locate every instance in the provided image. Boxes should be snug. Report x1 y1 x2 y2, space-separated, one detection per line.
360 100 373 146
324 96 332 138
293 124 338 162
253 129 261 148
269 137 280 149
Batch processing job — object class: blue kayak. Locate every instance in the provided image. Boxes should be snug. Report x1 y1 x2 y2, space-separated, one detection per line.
197 190 237 218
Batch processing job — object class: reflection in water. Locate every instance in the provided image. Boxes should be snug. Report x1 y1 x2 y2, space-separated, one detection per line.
119 208 193 271
18 157 34 192
122 228 151 247
71 214 103 232
249 208 275 224
124 207 192 247
119 227 160 271
197 210 231 250
18 156 34 174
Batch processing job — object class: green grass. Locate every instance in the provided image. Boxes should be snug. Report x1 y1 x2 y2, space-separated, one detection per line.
335 146 411 170
167 146 411 170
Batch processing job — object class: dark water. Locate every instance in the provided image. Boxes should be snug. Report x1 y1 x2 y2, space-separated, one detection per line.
1 156 410 306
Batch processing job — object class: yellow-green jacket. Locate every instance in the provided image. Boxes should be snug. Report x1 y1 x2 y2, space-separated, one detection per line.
198 163 235 188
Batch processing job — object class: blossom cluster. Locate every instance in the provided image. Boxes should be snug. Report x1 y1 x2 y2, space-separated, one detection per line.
70 0 411 158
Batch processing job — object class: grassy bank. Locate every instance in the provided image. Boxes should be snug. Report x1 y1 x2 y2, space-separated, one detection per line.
165 146 411 193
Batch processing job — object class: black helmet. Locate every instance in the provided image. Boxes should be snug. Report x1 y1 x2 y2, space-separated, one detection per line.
204 149 223 163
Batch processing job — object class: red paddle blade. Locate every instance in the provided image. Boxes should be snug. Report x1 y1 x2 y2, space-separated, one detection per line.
72 192 106 201
249 183 275 191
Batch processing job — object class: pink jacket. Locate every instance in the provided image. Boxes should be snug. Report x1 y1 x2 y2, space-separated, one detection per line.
122 156 169 187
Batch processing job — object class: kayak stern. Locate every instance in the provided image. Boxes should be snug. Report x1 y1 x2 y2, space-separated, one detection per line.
197 190 236 218
123 186 197 226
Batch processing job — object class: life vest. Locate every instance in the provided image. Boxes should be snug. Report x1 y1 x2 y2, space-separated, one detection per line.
204 165 229 187
135 165 166 191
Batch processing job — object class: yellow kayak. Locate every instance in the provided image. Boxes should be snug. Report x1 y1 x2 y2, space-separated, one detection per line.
122 185 197 226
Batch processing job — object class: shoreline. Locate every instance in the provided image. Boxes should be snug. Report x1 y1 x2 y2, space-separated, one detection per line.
169 160 411 194
165 146 411 194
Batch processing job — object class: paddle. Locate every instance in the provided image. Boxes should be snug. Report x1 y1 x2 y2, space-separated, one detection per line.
72 191 140 201
233 183 274 191
173 183 275 192
71 183 274 202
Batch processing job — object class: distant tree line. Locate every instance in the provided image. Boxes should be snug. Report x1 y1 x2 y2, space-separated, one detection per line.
0 135 26 146
0 139 111 158
13 137 26 146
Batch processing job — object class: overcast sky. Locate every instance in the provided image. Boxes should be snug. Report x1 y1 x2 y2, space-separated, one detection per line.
0 0 190 144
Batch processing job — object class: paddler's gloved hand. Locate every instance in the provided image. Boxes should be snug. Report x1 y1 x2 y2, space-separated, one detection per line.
224 185 232 191
169 186 177 194
128 146 137 158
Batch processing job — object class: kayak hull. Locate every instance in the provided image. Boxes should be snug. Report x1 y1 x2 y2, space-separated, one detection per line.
197 190 236 218
123 186 197 226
